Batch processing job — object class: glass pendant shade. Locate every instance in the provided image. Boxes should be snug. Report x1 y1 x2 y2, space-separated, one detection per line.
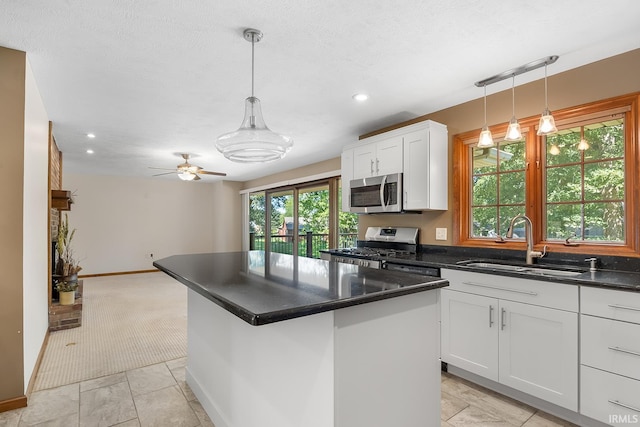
216 97 293 163
504 76 522 141
578 139 589 151
478 126 494 148
215 28 293 163
537 108 558 135
505 117 522 141
549 144 560 155
477 85 494 148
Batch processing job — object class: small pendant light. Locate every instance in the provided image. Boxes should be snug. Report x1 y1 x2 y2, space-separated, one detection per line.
537 63 558 135
504 75 522 141
478 85 494 148
215 28 293 163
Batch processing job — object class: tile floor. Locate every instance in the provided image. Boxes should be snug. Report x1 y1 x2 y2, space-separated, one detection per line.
441 372 578 427
0 366 578 426
0 358 212 427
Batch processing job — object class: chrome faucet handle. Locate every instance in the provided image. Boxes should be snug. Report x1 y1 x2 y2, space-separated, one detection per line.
529 245 547 260
584 257 598 272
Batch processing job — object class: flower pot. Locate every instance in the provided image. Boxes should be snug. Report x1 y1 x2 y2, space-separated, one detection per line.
59 290 76 305
62 273 78 283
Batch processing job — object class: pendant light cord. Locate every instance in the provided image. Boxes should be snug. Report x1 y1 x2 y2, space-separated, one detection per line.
251 33 255 98
483 85 487 125
511 75 516 115
544 63 548 109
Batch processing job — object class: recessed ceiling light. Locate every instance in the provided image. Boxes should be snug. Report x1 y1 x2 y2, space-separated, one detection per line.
86 149 94 154
87 133 96 138
352 93 369 102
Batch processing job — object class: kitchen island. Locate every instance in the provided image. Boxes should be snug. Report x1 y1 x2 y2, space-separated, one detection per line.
154 251 447 427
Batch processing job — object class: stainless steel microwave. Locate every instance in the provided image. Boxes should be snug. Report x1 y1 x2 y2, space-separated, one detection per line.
349 173 402 213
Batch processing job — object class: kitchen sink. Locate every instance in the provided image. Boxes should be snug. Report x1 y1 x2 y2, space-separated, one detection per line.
460 261 584 278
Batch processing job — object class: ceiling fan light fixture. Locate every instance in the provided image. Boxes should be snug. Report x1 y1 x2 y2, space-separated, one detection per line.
178 171 197 181
215 28 293 163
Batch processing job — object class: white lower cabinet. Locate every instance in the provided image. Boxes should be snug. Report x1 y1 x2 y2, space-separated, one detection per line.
440 269 579 411
581 365 640 427
581 286 640 426
498 299 577 410
441 290 498 380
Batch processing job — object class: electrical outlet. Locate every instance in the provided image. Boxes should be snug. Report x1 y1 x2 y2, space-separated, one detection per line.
435 228 447 241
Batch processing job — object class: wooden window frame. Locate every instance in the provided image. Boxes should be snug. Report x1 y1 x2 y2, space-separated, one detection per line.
454 93 640 257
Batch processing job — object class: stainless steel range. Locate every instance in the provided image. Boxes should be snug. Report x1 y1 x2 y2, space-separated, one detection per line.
326 226 440 277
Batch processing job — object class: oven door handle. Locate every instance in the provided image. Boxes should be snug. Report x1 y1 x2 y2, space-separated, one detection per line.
379 175 387 211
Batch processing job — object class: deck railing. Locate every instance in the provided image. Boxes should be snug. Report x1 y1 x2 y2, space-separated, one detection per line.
249 232 358 259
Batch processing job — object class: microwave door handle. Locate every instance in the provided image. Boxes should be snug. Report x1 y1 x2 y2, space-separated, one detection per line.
379 175 387 211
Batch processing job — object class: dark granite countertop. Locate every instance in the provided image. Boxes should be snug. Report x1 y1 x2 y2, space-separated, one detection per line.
153 251 448 326
323 246 640 292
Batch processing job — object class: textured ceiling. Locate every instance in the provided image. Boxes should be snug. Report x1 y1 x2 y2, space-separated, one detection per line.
2 1 640 181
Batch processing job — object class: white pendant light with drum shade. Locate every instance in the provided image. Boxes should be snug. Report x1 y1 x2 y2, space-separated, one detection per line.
215 28 293 163
537 62 558 136
477 85 494 148
504 75 522 141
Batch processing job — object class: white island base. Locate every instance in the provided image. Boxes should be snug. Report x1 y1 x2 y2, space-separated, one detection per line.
186 288 441 427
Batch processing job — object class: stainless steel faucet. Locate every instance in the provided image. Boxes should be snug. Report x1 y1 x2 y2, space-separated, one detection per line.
506 214 545 264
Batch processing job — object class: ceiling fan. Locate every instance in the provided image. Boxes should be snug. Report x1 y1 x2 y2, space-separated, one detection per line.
149 153 227 181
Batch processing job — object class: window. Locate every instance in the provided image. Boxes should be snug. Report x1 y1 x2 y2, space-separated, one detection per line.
248 177 358 258
455 94 639 256
545 117 625 243
471 138 526 238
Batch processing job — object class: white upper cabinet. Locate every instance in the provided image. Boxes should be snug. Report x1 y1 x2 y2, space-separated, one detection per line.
403 124 448 210
340 149 354 212
343 120 448 211
352 135 403 179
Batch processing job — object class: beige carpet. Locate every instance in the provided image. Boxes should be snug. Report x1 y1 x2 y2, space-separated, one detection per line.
34 272 187 391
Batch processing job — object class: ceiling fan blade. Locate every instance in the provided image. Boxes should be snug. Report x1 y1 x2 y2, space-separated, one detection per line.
149 167 176 171
193 174 201 181
199 170 227 176
152 172 175 176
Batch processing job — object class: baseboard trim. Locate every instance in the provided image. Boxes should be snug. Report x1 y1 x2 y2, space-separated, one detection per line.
79 269 158 278
25 330 50 396
0 396 27 413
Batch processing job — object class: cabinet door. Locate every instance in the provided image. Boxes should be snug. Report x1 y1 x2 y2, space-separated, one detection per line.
375 136 403 176
340 149 354 212
403 130 429 210
498 300 578 411
403 126 448 210
441 289 499 381
353 143 376 179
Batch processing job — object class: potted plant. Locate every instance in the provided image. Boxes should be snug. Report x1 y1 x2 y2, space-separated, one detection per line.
55 214 82 305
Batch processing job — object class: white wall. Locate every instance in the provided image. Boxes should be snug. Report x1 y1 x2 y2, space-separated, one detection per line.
210 180 243 252
22 58 50 390
62 174 242 275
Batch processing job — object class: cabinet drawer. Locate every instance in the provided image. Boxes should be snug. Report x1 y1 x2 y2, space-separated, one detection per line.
581 365 640 426
441 269 578 312
581 315 640 381
582 286 640 324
